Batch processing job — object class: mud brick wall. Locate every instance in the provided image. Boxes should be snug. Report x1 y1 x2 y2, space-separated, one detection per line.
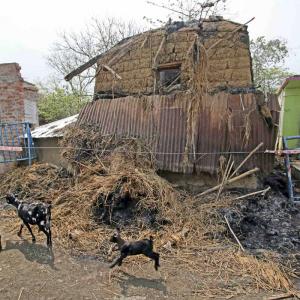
95 19 253 95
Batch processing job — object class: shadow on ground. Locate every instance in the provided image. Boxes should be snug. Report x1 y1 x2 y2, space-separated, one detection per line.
2 239 56 269
115 270 167 297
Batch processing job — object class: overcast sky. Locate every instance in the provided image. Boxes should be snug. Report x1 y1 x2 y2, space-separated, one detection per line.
0 0 299 82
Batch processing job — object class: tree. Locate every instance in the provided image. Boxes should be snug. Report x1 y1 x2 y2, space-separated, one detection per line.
250 36 291 94
37 84 89 124
146 0 227 23
47 18 140 95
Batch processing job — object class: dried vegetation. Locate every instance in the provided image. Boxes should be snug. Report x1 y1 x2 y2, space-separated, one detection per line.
0 126 298 298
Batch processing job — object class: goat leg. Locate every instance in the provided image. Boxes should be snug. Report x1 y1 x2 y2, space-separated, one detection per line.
17 224 24 237
110 253 127 268
145 252 160 270
24 223 36 243
48 229 52 247
39 226 51 247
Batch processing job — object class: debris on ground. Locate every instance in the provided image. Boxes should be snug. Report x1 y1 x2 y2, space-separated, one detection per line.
222 192 300 252
0 125 298 298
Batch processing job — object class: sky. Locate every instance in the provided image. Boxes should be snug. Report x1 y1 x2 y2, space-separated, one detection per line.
0 0 299 83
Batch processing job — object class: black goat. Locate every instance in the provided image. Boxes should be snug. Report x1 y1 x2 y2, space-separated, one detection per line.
109 228 160 270
6 194 52 247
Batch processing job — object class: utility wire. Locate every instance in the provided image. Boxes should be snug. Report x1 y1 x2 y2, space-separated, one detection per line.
16 145 272 156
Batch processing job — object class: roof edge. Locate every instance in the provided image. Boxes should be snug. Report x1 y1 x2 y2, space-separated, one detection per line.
277 75 300 95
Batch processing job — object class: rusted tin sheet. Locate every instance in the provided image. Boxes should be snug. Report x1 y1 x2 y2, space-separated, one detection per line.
77 92 279 174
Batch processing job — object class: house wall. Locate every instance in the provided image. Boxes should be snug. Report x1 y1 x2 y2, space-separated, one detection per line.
0 63 39 127
77 92 279 175
34 138 66 167
282 86 300 148
95 20 252 96
0 63 25 123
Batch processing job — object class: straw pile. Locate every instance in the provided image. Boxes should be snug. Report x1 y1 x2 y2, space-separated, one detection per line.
0 126 296 297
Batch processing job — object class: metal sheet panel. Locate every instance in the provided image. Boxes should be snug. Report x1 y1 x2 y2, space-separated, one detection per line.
77 92 279 174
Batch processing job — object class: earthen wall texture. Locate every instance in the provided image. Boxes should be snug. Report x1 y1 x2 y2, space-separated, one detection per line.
95 20 253 95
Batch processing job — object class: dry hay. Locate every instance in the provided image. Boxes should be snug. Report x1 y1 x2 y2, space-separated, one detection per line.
0 126 296 297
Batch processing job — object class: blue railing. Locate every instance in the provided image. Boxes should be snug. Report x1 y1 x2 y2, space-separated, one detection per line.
0 122 36 165
283 135 300 202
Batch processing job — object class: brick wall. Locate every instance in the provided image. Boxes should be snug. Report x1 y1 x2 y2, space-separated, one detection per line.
0 63 39 126
0 63 39 174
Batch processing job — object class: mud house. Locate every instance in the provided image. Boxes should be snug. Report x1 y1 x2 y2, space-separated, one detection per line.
65 17 279 186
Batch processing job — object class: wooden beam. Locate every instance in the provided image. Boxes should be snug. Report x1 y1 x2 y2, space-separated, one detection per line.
152 36 166 70
102 65 122 80
0 146 23 152
64 54 104 82
157 62 181 70
65 36 141 82
207 17 255 52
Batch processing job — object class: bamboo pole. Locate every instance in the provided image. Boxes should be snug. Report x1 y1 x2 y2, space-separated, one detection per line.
224 216 245 252
216 157 234 201
230 143 263 179
102 65 122 80
233 186 271 201
207 17 255 52
152 36 166 70
197 167 259 197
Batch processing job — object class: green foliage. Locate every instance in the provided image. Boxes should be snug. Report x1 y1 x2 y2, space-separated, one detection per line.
38 88 89 124
250 36 292 94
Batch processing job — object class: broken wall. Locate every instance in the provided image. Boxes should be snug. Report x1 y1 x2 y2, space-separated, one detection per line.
0 63 25 123
95 19 252 96
0 63 39 126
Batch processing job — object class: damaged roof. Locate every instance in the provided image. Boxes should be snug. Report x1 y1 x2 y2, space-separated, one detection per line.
65 16 250 82
31 115 78 138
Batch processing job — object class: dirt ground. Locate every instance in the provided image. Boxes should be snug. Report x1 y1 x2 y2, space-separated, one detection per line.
1 223 298 300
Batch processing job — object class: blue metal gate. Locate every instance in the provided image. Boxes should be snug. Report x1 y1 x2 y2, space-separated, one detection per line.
0 122 36 165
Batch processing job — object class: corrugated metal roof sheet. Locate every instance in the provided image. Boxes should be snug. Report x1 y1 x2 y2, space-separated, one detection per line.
32 115 78 138
77 92 279 175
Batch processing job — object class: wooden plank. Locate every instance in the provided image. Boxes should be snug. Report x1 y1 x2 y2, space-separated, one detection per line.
0 146 23 152
157 62 182 70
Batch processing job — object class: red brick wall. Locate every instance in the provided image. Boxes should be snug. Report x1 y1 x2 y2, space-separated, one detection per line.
0 63 38 174
0 63 38 124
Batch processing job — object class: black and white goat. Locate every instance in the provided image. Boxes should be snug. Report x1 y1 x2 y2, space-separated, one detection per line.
109 228 160 270
6 193 52 247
